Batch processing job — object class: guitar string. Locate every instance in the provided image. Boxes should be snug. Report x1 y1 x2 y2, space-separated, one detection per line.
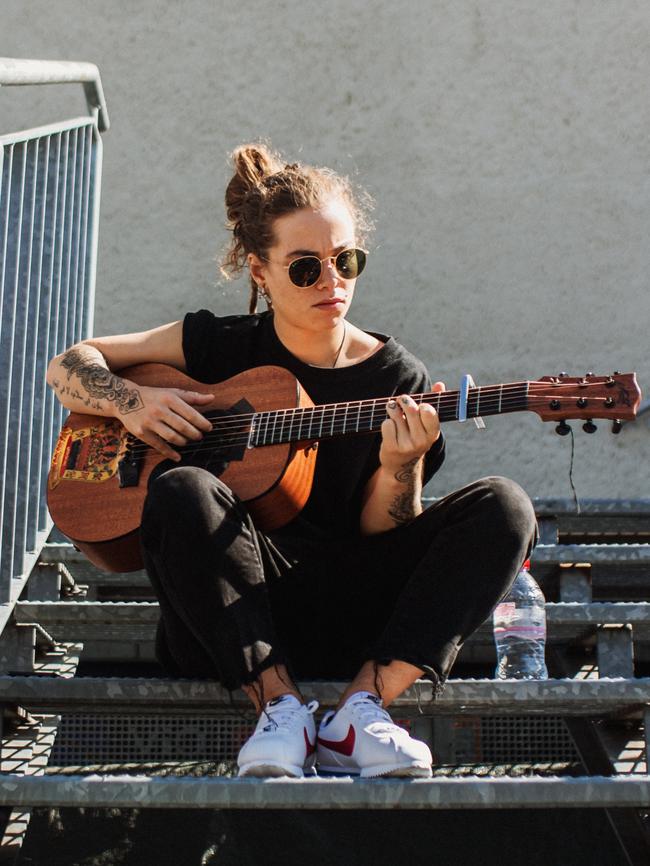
123 379 613 448
185 378 614 434
124 391 615 457
123 390 614 458
125 388 534 456
120 381 602 452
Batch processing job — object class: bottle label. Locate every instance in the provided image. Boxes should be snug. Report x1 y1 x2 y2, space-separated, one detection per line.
494 602 516 623
494 625 546 639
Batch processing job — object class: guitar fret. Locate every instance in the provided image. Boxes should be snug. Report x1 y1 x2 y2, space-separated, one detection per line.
370 399 376 431
342 402 350 434
247 413 258 449
355 402 361 433
498 384 503 415
476 387 480 418
287 407 298 442
329 405 336 436
296 408 305 440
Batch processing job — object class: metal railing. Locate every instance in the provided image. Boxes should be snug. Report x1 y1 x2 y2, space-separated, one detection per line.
0 58 107 618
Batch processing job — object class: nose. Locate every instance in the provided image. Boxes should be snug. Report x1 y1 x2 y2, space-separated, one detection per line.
315 256 338 290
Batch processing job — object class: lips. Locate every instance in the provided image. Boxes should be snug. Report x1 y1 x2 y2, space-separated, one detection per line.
314 298 345 307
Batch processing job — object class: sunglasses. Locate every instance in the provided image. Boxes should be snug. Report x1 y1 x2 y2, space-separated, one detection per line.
275 247 368 287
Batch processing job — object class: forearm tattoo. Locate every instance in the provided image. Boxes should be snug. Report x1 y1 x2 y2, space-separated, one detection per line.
387 458 419 526
60 348 143 415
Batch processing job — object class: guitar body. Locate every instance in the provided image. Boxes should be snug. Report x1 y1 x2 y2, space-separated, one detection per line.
47 365 317 572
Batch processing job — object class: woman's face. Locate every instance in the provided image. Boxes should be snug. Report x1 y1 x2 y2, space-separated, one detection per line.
249 197 358 333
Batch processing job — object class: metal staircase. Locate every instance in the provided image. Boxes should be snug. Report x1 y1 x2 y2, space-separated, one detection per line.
2 58 650 865
1 502 650 857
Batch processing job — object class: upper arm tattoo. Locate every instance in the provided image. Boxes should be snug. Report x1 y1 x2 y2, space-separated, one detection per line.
60 348 143 415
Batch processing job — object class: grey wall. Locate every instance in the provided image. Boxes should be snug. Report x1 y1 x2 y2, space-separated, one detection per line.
3 0 649 500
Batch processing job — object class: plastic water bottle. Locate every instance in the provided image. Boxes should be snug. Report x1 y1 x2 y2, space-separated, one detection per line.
493 559 548 679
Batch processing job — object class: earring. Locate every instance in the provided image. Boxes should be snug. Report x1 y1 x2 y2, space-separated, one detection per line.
258 285 271 303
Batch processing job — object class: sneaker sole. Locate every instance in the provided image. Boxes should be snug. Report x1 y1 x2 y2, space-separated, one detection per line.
317 762 431 778
361 763 432 778
238 761 304 778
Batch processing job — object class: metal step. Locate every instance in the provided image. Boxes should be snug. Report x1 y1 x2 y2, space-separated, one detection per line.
531 498 650 519
532 544 650 566
1 773 650 810
0 643 81 855
39 541 650 574
13 601 650 649
1 676 650 716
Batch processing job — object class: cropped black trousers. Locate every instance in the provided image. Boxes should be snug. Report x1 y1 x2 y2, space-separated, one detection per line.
140 467 538 696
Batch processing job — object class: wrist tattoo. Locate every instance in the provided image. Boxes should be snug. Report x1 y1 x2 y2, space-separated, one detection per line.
394 458 419 484
388 458 419 525
60 348 143 415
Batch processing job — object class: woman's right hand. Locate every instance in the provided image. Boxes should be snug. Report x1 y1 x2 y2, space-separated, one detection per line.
119 384 215 462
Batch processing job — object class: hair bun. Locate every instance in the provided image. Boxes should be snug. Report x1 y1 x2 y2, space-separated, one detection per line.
225 143 284 227
232 143 283 189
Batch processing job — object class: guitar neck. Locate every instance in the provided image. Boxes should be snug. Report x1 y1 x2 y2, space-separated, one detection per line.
250 382 530 447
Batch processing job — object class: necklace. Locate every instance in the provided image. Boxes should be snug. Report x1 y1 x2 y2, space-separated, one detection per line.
306 320 347 369
331 320 347 368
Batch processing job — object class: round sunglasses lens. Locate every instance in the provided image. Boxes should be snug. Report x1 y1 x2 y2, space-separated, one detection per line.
336 249 366 279
289 257 321 287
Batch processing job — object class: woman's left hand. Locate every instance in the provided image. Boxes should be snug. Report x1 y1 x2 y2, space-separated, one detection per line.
378 383 445 476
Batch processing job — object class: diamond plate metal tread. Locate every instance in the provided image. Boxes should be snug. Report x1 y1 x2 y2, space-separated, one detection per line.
40 760 581 779
14 601 650 645
530 499 650 517
15 599 650 625
532 544 650 564
39 541 650 574
1 773 650 810
1 676 650 715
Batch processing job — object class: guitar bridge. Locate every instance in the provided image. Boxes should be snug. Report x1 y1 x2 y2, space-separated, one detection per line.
117 443 141 488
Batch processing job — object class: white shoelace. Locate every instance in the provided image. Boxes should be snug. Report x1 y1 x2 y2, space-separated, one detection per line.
346 698 407 736
261 699 319 733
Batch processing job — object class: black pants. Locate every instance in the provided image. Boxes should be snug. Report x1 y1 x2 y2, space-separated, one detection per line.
140 467 538 695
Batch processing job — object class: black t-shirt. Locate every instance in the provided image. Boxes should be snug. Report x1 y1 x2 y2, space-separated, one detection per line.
182 309 445 541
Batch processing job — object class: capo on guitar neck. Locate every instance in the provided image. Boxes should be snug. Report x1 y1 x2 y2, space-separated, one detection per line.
457 374 486 429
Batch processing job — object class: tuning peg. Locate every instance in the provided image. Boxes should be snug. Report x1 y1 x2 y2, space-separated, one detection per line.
582 420 597 434
611 419 623 434
555 420 571 436
558 371 569 378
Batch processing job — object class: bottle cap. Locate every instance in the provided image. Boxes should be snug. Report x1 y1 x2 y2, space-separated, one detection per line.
522 559 531 570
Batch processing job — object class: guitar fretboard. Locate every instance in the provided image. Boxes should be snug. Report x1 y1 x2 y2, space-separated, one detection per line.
249 382 530 447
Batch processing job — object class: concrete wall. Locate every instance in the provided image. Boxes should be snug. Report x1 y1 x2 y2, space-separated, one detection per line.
3 0 649 500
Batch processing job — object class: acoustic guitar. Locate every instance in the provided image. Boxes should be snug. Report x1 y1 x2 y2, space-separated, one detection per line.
47 364 641 572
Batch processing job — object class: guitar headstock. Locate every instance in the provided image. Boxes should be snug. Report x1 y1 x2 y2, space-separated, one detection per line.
528 372 641 432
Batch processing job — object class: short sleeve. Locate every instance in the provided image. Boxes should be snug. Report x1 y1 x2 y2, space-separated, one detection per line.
182 310 266 383
182 309 220 382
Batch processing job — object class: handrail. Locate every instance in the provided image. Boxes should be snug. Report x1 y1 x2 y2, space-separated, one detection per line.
0 58 106 612
0 57 109 132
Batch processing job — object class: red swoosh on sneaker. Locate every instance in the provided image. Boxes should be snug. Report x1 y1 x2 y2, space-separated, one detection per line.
304 728 316 756
317 725 356 757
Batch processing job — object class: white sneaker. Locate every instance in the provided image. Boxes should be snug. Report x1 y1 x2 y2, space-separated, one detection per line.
317 692 432 778
237 694 319 778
